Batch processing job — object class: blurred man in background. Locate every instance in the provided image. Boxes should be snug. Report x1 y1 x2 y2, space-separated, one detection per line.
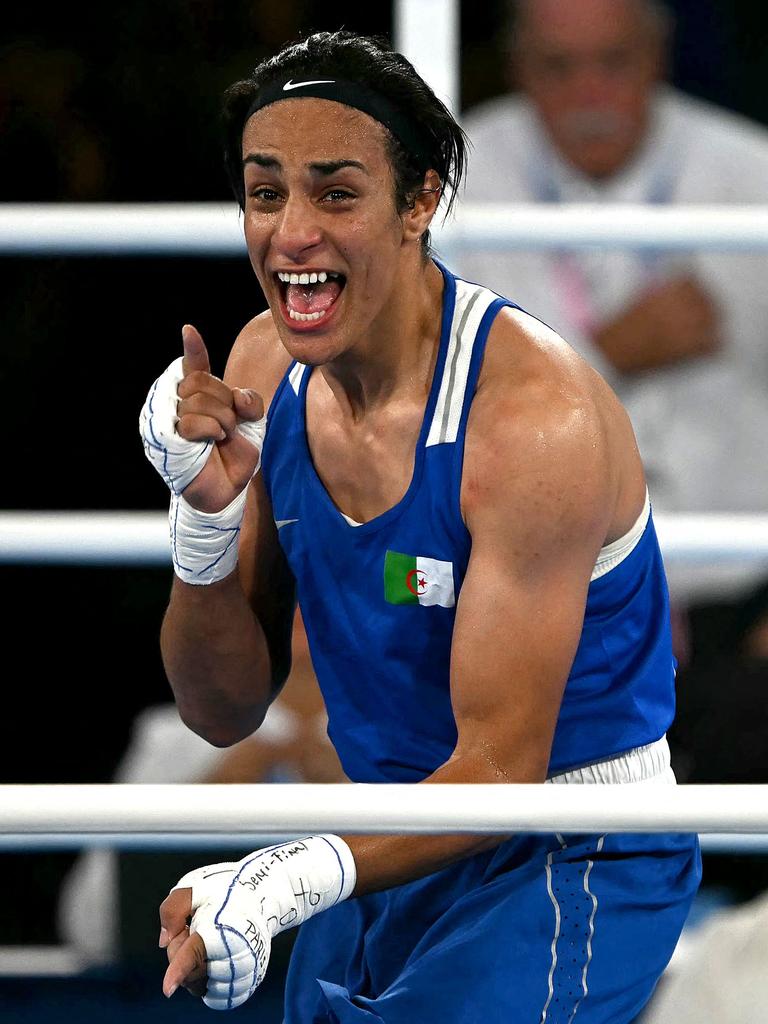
459 0 768 521
458 0 768 795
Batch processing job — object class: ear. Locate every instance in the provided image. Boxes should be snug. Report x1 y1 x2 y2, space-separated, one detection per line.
401 169 443 243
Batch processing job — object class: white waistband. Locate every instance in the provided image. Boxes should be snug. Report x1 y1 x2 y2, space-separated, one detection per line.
546 736 675 785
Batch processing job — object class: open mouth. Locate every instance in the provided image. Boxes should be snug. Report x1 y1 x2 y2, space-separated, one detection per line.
275 270 346 325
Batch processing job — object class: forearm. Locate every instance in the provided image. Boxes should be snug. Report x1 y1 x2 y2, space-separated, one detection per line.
592 317 664 374
160 569 278 746
347 747 545 896
162 749 547 1007
592 281 719 373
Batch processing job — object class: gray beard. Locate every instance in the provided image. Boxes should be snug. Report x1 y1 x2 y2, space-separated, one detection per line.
557 108 631 144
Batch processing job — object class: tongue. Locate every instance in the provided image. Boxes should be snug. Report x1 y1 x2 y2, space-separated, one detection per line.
286 280 342 314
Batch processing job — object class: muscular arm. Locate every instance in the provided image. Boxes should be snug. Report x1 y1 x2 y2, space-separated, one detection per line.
347 337 617 894
158 319 295 746
160 479 296 745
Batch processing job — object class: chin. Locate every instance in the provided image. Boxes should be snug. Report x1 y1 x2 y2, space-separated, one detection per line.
278 331 341 367
567 143 633 180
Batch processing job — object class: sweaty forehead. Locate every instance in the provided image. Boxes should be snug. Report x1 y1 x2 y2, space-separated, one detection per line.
242 97 391 167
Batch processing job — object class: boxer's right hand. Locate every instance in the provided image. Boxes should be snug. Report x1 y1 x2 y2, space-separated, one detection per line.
139 325 265 514
176 325 265 513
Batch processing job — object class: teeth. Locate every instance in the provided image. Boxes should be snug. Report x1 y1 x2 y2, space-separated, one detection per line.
277 270 337 283
288 309 327 323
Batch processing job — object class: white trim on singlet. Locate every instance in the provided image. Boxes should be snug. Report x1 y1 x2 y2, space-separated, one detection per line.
547 735 675 785
591 489 651 582
288 301 650 585
289 362 307 396
426 280 498 447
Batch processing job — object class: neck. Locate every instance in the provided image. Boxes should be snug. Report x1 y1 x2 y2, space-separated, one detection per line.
319 258 444 421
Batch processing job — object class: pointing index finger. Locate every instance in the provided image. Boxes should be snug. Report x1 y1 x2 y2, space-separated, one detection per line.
181 324 211 376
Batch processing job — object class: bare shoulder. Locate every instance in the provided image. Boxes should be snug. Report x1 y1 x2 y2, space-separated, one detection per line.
224 310 292 413
472 305 622 438
462 306 643 550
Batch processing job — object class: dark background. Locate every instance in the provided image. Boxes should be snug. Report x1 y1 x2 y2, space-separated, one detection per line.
2 0 768 951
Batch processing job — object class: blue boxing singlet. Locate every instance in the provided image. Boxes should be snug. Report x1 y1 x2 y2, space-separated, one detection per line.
261 261 676 782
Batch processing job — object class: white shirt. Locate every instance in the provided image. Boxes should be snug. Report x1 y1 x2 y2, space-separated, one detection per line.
456 87 768 524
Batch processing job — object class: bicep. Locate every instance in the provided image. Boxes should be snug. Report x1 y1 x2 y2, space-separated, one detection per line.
449 532 594 781
449 384 611 780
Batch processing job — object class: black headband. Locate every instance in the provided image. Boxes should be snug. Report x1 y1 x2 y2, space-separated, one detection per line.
244 77 434 174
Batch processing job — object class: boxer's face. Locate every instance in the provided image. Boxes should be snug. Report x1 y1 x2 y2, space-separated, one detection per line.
515 0 663 179
241 97 414 366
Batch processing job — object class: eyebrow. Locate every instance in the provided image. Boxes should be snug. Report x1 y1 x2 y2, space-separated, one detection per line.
243 153 369 176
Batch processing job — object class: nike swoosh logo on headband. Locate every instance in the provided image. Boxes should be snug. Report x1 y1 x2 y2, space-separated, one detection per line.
283 79 336 91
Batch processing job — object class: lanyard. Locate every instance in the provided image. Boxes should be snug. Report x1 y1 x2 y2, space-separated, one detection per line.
527 133 681 335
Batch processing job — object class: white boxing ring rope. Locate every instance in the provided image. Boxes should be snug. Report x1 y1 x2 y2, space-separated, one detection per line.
2 510 768 566
4 200 768 858
3 202 768 256
4 510 768 567
0 784 767 854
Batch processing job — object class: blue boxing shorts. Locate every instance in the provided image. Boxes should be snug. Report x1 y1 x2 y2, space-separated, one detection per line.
282 831 701 1024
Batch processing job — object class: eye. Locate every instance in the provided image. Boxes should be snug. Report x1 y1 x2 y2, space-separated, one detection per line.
321 188 356 204
537 54 574 80
249 186 284 205
600 48 635 75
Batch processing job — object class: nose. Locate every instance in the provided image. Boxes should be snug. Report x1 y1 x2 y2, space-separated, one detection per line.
561 73 599 110
569 59 619 108
271 194 323 260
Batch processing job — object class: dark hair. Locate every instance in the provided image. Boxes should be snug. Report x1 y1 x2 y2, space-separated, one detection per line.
221 31 468 253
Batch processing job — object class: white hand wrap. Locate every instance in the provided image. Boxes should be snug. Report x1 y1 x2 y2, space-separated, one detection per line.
139 356 267 585
172 835 356 1011
140 357 214 496
169 490 248 586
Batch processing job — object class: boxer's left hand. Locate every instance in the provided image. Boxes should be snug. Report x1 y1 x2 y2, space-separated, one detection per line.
159 861 272 1011
158 838 355 1011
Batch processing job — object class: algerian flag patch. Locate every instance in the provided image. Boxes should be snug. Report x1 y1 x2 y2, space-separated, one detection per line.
383 551 455 608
